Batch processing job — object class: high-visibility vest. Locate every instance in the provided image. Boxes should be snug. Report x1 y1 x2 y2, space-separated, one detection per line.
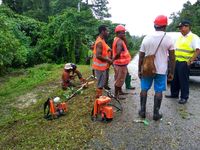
112 37 131 65
175 33 194 62
92 36 109 71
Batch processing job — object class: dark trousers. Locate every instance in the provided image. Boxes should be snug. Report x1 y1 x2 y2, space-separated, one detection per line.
170 61 190 100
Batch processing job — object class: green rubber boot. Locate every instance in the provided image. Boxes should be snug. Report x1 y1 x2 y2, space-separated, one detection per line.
125 73 135 90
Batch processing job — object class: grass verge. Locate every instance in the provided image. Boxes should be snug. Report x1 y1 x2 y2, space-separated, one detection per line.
0 64 104 149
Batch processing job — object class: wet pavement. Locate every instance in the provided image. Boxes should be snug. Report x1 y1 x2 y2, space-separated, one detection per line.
89 54 200 150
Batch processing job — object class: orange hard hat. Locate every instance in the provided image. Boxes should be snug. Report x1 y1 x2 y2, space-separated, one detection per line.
154 15 168 26
115 25 126 33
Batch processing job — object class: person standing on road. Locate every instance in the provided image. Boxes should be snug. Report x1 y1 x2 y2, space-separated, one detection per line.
92 25 112 98
165 20 200 104
138 15 175 121
112 25 131 99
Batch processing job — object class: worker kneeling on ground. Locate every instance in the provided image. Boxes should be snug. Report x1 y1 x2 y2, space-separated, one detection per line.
62 63 86 90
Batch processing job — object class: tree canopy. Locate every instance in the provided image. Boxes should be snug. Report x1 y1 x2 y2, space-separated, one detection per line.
167 0 200 36
1 0 200 74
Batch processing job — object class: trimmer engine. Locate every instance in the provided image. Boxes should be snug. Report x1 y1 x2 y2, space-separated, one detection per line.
92 96 113 121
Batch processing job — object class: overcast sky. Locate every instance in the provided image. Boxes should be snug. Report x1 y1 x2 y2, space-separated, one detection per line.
108 0 197 36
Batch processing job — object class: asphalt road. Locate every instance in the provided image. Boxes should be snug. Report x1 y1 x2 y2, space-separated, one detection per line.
89 54 200 150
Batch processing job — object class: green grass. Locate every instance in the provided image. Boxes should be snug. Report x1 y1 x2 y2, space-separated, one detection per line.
0 64 104 149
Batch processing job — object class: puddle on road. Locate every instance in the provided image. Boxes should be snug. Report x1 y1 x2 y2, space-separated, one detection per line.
127 53 139 77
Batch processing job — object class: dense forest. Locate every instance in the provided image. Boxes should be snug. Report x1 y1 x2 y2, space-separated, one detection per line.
0 0 200 74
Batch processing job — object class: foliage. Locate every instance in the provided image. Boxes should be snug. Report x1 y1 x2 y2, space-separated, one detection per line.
0 5 44 73
36 8 100 64
91 0 111 20
2 0 50 21
167 0 200 36
2 0 111 22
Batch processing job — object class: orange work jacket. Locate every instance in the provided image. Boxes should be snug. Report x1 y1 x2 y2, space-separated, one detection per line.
92 36 110 71
112 37 131 65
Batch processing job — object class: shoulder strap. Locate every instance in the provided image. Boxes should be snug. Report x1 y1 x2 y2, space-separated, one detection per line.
154 32 166 55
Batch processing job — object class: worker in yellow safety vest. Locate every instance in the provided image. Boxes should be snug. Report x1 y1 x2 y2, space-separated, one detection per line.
166 20 200 104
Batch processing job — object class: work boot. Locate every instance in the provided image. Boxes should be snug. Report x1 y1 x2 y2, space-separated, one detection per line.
153 96 163 121
115 86 126 100
125 74 135 90
138 96 147 118
119 87 128 95
104 85 111 90
95 88 103 98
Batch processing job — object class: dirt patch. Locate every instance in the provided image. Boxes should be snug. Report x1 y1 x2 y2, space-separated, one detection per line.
13 81 60 109
15 93 38 109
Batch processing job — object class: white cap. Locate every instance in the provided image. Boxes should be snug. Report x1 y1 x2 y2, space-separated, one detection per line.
64 63 73 70
53 97 60 103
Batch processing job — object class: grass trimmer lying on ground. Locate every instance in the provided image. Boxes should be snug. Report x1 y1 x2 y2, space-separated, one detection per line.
44 75 95 120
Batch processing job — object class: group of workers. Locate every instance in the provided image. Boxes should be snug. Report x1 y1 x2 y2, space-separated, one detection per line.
92 24 135 100
62 14 200 121
139 15 200 121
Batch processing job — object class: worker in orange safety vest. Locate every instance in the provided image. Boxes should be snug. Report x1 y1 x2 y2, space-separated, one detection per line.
92 25 112 98
112 25 131 99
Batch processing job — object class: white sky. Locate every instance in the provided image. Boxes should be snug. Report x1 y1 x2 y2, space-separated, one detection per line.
108 0 197 36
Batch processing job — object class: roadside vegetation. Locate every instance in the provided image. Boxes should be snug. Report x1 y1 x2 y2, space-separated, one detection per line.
0 64 105 149
1 0 200 149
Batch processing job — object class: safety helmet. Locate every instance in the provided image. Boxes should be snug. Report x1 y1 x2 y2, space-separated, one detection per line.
64 63 73 70
154 15 168 26
115 25 126 33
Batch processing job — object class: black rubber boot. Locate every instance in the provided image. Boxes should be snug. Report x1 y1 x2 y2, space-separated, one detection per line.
138 96 147 118
153 96 163 121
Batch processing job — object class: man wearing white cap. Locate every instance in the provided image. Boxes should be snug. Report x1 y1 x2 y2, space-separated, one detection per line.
62 63 85 90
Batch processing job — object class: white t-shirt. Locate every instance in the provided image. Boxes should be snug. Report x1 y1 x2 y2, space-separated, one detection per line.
140 31 175 75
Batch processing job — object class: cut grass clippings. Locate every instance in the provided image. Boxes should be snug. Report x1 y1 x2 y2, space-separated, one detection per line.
0 64 105 149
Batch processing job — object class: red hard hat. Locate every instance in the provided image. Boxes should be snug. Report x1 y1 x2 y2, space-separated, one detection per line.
154 15 168 26
115 25 126 33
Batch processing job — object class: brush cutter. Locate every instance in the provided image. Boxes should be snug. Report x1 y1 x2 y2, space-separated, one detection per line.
66 75 95 101
91 96 113 121
91 89 123 122
104 89 123 111
44 97 68 120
